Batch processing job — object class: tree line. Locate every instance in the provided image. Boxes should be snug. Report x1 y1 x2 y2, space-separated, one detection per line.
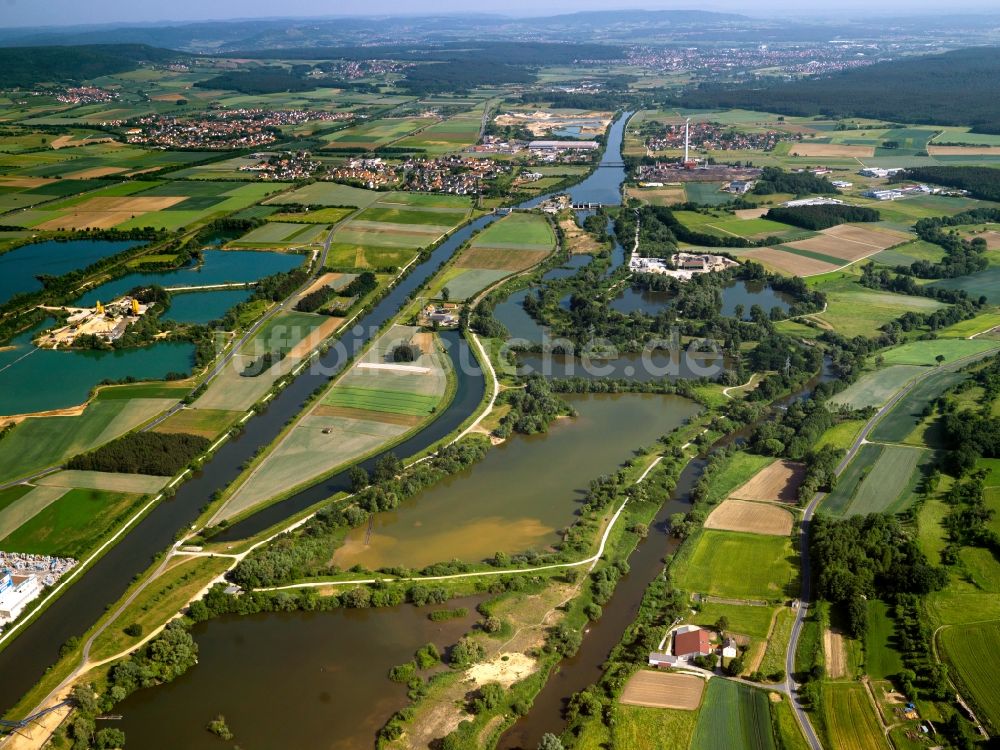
765 203 879 231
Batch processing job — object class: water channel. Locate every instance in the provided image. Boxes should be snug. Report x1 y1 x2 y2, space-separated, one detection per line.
0 112 637 717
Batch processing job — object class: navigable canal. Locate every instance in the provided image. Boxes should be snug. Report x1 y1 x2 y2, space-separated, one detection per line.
0 114 635 715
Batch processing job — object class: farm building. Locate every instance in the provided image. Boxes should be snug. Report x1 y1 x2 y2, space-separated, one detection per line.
674 625 712 658
648 652 680 668
721 637 739 659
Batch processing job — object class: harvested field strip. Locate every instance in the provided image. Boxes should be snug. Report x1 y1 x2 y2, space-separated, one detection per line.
322 387 440 416
789 143 874 157
620 671 705 710
729 459 806 504
736 247 837 277
35 470 167 494
870 370 967 442
690 678 776 750
823 444 929 516
470 241 555 252
705 499 794 536
311 404 423 426
940 621 1000 731
822 683 888 750
769 244 846 267
0 485 70 541
345 220 448 235
829 365 925 410
824 628 848 679
454 247 550 271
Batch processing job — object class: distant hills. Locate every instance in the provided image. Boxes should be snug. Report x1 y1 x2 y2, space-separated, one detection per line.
0 44 182 88
679 47 1000 133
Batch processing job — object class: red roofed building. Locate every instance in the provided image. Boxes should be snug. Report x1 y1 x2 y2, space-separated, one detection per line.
673 626 712 658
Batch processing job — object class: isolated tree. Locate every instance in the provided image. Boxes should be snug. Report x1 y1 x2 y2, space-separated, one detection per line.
441 286 451 302
935 354 946 365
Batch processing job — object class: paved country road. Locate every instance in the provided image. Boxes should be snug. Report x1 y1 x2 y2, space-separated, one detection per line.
784 347 999 750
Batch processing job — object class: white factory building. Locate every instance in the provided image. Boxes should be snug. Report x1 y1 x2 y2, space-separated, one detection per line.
0 569 40 624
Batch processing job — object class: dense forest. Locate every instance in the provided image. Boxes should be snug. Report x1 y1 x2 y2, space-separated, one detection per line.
765 204 880 230
810 513 947 638
0 44 181 87
752 167 836 196
400 61 534 95
896 166 1000 202
677 47 1000 132
195 66 317 94
67 432 210 476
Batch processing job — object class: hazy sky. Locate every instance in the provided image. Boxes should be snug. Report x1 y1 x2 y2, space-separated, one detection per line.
4 0 1000 28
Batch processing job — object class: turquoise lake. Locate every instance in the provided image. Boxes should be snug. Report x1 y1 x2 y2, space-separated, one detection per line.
75 250 303 306
0 239 143 305
163 289 254 324
0 319 194 415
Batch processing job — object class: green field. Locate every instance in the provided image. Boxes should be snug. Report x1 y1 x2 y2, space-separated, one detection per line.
377 191 472 209
690 679 776 750
438 268 510 301
705 452 776 505
325 243 419 271
864 600 903 680
0 398 176 484
878 339 997 366
244 311 326 356
937 312 1000 338
0 487 142 558
759 608 795 678
321 386 440 416
35 470 167 494
822 683 888 750
270 207 353 224
940 621 1000 732
267 182 380 208
614 704 698 750
823 443 930 516
472 212 555 248
829 366 924 409
354 206 463 227
869 369 967 443
871 240 944 267
0 485 33 515
153 408 240 438
676 531 798 601
690 602 777 639
816 420 865 451
232 222 326 245
814 287 944 338
931 266 1000 303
